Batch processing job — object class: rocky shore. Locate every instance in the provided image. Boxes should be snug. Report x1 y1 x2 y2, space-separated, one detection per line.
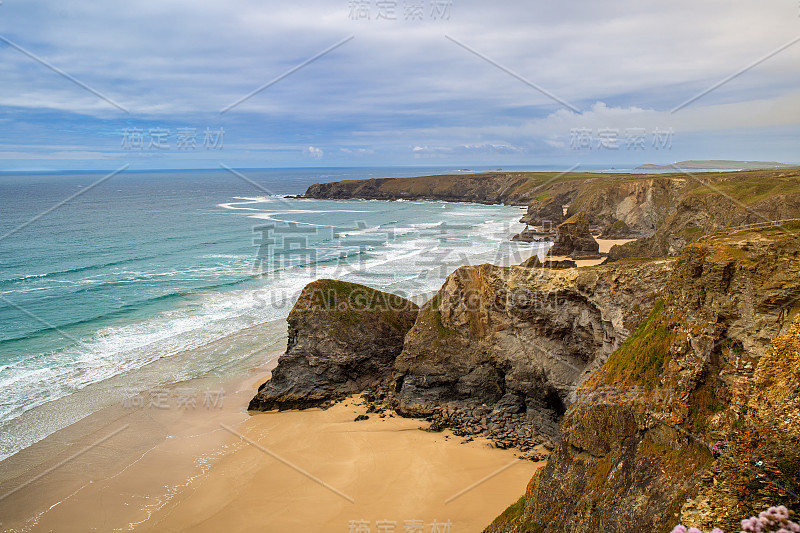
251 168 800 531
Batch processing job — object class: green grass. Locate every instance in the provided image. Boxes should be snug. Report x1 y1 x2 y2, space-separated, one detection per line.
425 293 456 338
688 173 800 205
605 300 675 389
309 279 409 312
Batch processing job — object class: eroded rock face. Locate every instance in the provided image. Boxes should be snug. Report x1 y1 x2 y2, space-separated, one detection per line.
392 259 674 439
548 212 600 259
521 255 577 269
248 279 418 411
487 230 800 533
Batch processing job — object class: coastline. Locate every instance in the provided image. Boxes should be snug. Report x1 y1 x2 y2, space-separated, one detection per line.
0 177 636 533
0 346 546 533
0 223 551 533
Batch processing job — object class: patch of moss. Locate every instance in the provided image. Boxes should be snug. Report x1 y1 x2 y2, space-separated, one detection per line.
486 497 543 533
422 293 457 339
612 220 629 230
605 300 676 389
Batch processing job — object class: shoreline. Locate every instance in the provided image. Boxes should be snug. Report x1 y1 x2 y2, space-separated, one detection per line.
0 221 631 532
0 354 546 533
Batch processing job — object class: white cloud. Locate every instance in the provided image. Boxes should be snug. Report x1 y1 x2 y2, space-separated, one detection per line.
1 0 799 166
306 146 323 159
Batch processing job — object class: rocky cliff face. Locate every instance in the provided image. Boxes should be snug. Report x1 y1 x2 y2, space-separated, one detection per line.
304 173 537 205
521 176 689 238
487 227 800 533
391 258 674 443
607 172 800 261
249 279 418 411
305 168 800 262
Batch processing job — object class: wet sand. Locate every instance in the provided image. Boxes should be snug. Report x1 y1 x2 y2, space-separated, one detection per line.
0 359 545 533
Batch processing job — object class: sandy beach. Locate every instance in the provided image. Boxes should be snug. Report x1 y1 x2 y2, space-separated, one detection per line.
0 240 650 533
0 357 545 533
528 237 635 267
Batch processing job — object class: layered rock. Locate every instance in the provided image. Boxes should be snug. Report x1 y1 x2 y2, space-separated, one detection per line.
487 228 800 533
548 212 600 259
519 192 571 229
249 279 418 411
520 255 576 269
304 173 535 205
392 258 674 441
607 173 800 261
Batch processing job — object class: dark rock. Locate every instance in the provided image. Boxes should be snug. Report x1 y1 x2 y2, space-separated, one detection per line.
354 414 369 422
548 212 600 259
512 227 556 243
521 255 577 269
392 258 674 441
249 279 418 411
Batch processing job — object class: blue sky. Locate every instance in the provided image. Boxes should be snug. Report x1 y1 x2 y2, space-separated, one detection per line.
0 0 799 170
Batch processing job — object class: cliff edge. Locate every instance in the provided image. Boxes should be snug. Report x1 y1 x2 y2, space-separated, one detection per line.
486 225 800 532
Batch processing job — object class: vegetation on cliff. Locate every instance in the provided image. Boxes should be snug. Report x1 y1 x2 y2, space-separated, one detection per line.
304 167 800 261
249 279 418 411
486 226 800 533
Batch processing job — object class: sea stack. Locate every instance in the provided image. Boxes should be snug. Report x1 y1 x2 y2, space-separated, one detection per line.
548 211 601 259
249 279 419 411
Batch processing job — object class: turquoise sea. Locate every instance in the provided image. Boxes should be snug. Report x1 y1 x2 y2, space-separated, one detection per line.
0 167 548 460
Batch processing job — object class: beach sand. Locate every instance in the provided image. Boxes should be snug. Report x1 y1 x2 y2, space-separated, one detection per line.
0 358 545 533
541 237 635 267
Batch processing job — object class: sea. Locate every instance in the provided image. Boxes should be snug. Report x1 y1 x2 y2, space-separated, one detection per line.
0 166 556 461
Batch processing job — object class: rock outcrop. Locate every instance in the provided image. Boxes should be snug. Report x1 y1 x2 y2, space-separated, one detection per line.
304 173 537 205
487 227 800 533
391 258 674 443
548 212 600 259
606 173 800 261
520 255 576 269
249 279 418 411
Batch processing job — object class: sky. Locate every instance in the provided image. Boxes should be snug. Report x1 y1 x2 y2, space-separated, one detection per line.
0 0 798 170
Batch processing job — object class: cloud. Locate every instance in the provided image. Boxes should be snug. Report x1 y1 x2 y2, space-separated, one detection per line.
306 146 323 159
0 0 799 168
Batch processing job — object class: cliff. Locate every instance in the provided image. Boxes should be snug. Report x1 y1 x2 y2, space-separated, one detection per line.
547 212 600 259
304 168 800 261
391 257 674 444
303 171 663 207
486 225 800 532
607 174 800 260
249 279 418 411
